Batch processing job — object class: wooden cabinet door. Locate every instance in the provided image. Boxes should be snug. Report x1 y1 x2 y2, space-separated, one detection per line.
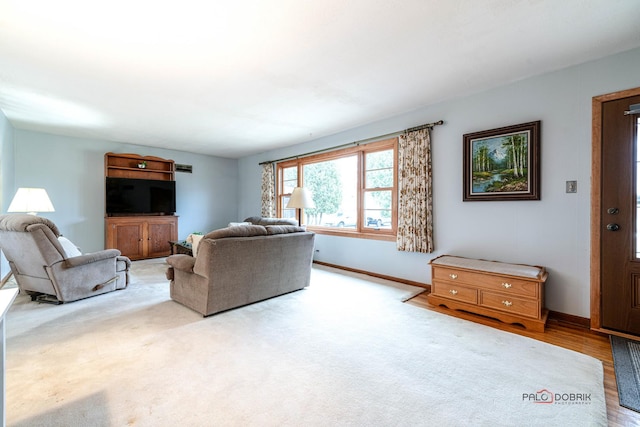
147 217 177 258
107 220 145 260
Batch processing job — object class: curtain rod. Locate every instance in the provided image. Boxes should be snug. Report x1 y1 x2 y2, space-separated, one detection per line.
259 119 444 165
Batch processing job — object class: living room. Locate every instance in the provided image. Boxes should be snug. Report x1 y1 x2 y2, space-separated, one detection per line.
1 1 640 425
3 46 640 321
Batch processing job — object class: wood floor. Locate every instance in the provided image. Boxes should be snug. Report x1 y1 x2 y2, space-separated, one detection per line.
407 292 640 427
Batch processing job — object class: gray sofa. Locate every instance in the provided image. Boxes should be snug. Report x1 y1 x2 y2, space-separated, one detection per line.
0 214 130 303
166 218 315 316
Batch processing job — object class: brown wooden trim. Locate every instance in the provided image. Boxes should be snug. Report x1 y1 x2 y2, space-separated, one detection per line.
548 310 591 329
307 228 397 242
591 87 640 331
312 260 429 289
592 327 640 341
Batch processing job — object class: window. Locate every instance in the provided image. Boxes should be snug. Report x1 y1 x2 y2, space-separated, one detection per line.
277 138 397 241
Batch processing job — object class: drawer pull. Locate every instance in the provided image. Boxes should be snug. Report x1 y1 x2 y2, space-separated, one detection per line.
449 274 458 280
502 300 513 307
502 282 512 289
449 289 458 296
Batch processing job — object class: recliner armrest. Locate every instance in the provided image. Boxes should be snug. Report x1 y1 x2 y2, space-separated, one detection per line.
64 249 121 268
166 254 196 273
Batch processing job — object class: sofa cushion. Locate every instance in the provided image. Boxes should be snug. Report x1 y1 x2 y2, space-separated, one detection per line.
265 225 307 235
204 225 267 240
243 216 298 226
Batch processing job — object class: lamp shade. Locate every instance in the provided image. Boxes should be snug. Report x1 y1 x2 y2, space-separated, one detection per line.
8 188 55 215
286 187 315 209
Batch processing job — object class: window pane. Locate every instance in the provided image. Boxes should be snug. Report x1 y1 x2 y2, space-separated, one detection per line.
366 169 393 188
365 150 393 188
303 156 358 228
364 190 392 228
282 166 297 194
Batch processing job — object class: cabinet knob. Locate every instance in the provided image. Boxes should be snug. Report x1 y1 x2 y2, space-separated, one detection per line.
502 282 512 289
449 274 458 280
449 289 458 296
501 300 513 307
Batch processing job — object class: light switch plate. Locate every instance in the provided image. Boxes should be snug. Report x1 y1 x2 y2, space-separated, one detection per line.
566 180 577 193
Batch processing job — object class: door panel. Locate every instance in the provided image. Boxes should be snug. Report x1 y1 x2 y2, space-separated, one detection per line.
147 220 176 258
601 95 640 335
112 223 144 260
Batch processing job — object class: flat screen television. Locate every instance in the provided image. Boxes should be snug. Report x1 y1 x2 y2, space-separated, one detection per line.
106 177 176 215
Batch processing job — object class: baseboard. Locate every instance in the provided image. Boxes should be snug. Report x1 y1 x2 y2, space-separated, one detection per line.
312 261 430 290
547 311 590 329
313 260 593 330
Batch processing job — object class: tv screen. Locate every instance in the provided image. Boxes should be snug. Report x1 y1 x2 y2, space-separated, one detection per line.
106 177 176 215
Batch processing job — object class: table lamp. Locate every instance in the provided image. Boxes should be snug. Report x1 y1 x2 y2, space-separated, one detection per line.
286 187 315 225
7 188 55 215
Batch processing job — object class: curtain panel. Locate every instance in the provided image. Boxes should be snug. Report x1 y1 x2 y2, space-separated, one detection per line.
397 128 434 253
261 163 276 218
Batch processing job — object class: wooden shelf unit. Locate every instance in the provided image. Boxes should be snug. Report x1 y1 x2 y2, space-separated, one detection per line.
427 255 548 332
105 152 178 259
105 152 175 181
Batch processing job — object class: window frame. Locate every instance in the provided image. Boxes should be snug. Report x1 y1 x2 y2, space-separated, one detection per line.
276 137 398 241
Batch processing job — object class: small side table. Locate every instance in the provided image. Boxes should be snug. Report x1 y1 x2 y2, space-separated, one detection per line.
169 240 193 256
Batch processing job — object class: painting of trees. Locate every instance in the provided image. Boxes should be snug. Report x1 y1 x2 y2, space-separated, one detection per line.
463 121 540 201
502 133 527 178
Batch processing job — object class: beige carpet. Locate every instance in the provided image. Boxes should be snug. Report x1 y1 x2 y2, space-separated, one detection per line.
5 260 606 426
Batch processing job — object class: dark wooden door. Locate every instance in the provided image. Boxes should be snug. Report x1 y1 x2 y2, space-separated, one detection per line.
601 95 640 335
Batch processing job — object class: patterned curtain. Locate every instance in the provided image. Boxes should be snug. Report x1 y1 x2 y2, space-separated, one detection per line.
261 163 276 218
397 128 434 253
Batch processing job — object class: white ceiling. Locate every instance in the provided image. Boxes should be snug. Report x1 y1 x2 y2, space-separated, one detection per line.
1 0 640 158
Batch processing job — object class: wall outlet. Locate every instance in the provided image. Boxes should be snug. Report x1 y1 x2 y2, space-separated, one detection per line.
566 180 577 193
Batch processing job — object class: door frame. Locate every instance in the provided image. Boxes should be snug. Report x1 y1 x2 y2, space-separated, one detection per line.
591 86 640 337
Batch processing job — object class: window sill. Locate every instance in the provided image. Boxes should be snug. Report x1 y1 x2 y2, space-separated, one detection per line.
308 227 397 242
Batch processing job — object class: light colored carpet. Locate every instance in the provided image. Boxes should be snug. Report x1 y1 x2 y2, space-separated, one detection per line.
5 260 606 426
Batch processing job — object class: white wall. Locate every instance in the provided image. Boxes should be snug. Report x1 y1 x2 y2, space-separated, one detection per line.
10 130 239 253
0 111 15 277
238 47 640 318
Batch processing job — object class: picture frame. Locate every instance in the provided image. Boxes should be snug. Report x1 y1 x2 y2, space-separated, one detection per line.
463 121 540 201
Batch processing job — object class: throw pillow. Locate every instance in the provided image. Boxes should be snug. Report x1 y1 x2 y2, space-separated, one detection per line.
58 236 82 258
191 234 204 257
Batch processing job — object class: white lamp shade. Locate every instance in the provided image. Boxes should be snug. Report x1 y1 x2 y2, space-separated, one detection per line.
286 187 315 209
8 188 55 215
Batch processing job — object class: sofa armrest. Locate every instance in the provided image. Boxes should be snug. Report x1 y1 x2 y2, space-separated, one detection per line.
167 254 196 273
64 249 121 268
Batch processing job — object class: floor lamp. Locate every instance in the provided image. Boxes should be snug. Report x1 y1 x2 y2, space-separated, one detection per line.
286 187 315 226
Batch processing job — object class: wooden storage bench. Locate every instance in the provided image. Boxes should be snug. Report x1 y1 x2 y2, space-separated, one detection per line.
427 255 548 332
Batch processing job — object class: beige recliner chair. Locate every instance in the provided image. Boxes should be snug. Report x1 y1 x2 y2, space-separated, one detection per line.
0 214 130 303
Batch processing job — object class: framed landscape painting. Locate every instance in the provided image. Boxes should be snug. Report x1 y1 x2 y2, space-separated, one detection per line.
463 121 541 201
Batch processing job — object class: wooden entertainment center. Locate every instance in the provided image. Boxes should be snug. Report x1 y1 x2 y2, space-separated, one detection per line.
104 153 178 260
